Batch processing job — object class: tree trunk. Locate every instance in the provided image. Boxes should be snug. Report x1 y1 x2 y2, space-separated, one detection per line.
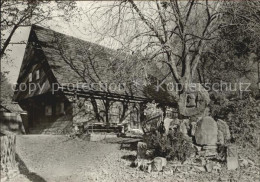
0 25 18 59
139 102 146 125
119 101 129 123
104 100 110 125
90 97 100 122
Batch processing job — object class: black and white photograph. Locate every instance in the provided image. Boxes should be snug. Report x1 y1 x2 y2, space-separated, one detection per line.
0 0 260 181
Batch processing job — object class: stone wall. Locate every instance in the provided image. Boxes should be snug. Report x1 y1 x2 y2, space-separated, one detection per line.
0 135 19 181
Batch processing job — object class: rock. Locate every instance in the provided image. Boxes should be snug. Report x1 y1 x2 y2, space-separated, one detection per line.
145 149 154 158
180 119 191 141
178 84 210 117
186 93 197 107
205 162 213 172
194 145 202 153
137 142 147 159
239 158 255 167
195 116 218 145
247 159 255 166
163 169 173 175
217 130 225 145
203 145 218 156
227 157 239 170
203 107 210 117
152 157 167 172
163 118 174 135
180 122 188 136
240 158 249 167
193 166 206 172
134 158 152 171
217 119 231 142
212 163 221 172
193 157 206 166
226 145 239 170
191 122 197 136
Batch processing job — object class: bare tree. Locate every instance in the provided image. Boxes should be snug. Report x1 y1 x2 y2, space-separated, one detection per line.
0 0 76 59
85 0 221 116
52 32 146 124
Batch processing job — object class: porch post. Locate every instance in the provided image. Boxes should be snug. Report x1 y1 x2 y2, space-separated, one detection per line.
139 102 146 128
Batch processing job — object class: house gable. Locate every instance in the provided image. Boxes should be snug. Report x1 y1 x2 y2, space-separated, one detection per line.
13 28 55 102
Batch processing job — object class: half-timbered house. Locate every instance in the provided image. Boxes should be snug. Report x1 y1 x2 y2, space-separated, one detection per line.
13 25 151 134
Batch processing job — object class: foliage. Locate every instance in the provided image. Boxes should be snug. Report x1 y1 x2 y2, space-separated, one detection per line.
210 94 260 147
197 1 259 97
145 127 195 162
166 128 195 162
221 1 260 56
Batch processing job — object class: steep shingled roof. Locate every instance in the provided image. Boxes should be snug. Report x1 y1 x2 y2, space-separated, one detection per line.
32 25 136 86
17 25 166 101
14 25 168 102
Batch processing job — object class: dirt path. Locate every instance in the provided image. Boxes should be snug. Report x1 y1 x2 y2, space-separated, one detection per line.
7 135 260 182
9 135 135 182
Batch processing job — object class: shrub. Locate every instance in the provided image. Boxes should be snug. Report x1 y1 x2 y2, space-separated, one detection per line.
145 126 195 162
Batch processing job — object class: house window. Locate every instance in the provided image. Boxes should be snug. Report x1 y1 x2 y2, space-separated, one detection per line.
45 105 52 116
56 102 64 115
29 73 32 82
60 103 64 113
36 70 40 80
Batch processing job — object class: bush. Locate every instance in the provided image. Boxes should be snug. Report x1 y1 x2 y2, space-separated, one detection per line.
145 126 195 162
210 94 260 147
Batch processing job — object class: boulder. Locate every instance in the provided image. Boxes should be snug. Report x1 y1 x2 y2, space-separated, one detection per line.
137 142 147 159
226 145 239 170
217 130 225 145
217 119 231 142
195 116 218 145
163 118 174 135
227 157 239 170
152 157 167 172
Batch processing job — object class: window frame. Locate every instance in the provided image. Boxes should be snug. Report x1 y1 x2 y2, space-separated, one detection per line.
35 70 40 80
28 73 32 82
45 105 52 116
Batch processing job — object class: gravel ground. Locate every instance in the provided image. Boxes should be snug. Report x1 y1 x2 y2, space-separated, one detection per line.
6 135 260 182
